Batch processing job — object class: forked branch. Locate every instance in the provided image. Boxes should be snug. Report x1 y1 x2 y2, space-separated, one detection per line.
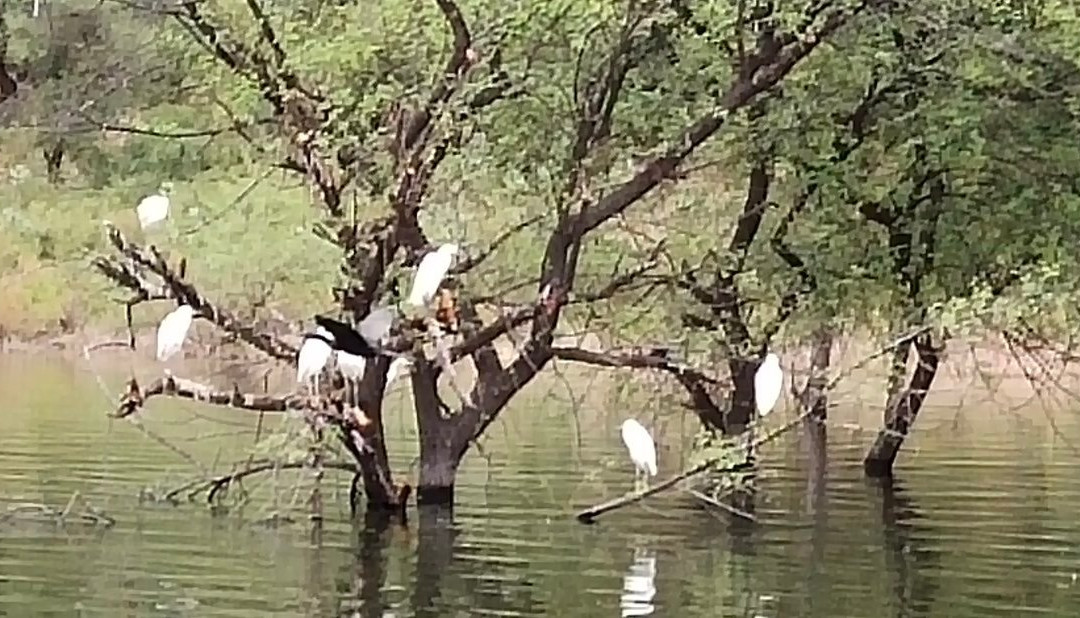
114 375 319 419
551 346 727 430
93 223 297 361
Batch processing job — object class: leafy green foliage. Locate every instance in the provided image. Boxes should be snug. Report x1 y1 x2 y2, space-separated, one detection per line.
3 0 1080 412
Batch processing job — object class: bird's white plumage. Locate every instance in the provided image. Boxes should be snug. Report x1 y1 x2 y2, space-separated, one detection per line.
385 357 412 387
156 304 194 361
754 352 784 417
406 243 459 307
136 193 170 230
336 350 367 381
358 306 395 345
297 327 334 385
620 419 657 477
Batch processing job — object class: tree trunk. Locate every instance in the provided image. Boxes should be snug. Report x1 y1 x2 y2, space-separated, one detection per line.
801 327 831 517
348 360 411 512
863 332 943 476
801 326 833 427
412 358 462 505
726 357 757 432
0 12 17 105
711 152 772 435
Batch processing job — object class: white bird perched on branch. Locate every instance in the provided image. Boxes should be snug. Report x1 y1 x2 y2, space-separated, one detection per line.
384 357 413 392
311 307 400 401
754 352 783 417
620 419 657 492
156 304 194 362
297 326 334 396
357 305 395 345
136 182 173 231
407 243 459 307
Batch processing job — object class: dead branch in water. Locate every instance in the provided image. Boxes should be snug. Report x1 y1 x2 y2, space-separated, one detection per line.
201 461 358 505
576 460 750 523
1 491 115 528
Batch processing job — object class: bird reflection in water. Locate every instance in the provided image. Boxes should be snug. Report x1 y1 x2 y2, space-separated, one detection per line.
620 546 656 616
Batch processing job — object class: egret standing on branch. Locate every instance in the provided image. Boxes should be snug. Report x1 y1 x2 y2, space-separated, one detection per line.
297 326 334 396
156 304 194 362
136 182 173 231
620 419 657 492
407 243 459 307
754 352 784 418
384 357 413 393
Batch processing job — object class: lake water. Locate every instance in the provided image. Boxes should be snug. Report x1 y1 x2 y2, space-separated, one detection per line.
1 351 1079 616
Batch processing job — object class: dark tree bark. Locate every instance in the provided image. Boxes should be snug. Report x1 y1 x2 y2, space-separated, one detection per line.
863 331 942 476
860 149 947 477
0 10 17 104
42 138 65 184
412 358 463 504
800 326 833 427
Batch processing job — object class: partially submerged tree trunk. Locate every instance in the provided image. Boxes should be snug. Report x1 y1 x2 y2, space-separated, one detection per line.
801 327 832 515
800 327 833 428
863 332 942 476
858 142 947 477
94 0 879 514
412 358 463 504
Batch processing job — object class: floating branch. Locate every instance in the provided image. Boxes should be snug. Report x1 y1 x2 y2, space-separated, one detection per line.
0 491 115 528
576 460 748 523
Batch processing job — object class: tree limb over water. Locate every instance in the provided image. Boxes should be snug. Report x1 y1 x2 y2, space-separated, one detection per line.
574 327 933 523
552 346 728 430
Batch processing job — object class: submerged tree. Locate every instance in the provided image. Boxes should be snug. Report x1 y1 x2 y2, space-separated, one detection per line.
89 0 879 512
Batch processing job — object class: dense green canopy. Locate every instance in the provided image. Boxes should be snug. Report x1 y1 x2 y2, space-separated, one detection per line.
3 0 1080 499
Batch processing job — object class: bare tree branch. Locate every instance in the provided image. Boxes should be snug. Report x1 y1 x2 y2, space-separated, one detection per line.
551 345 728 429
450 213 545 275
93 223 298 360
113 374 349 420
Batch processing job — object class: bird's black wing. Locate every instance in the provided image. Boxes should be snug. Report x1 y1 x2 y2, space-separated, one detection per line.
314 315 377 357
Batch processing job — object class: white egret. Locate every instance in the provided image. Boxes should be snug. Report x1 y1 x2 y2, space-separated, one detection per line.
297 326 334 395
385 357 412 391
136 182 173 230
357 306 395 345
620 419 657 492
336 350 367 404
314 309 400 400
314 315 379 358
406 243 459 307
754 352 784 417
156 304 194 362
